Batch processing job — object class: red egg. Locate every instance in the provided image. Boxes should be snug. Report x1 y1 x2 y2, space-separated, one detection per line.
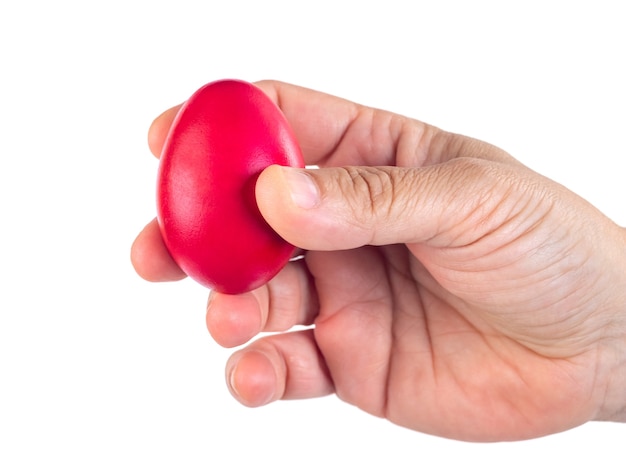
156 79 304 294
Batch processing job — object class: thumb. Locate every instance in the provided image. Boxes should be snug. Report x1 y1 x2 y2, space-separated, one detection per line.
255 160 526 251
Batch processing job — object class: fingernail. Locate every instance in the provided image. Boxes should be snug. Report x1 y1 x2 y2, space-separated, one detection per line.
206 290 215 312
227 362 241 398
282 167 319 209
227 351 276 407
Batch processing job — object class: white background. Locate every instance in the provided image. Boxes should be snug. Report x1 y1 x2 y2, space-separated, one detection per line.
1 1 625 467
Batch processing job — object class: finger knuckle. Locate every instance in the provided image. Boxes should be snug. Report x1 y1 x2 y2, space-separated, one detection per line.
338 166 400 228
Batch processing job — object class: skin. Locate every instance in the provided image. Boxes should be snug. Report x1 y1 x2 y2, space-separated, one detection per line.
131 80 626 442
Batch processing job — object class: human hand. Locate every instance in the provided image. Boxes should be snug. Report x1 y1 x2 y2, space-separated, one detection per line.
131 80 626 441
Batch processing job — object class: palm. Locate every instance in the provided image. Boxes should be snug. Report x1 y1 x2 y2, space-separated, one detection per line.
310 238 599 441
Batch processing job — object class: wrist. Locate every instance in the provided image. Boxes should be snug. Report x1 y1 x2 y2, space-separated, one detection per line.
594 227 626 422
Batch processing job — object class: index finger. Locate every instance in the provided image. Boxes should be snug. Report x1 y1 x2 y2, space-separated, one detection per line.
253 81 502 168
147 104 182 158
146 80 363 165
146 80 513 168
146 80 421 167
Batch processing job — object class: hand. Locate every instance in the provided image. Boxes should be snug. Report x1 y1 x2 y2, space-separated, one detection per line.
131 80 626 442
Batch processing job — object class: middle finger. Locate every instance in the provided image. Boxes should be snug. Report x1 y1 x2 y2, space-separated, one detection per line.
206 257 319 348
